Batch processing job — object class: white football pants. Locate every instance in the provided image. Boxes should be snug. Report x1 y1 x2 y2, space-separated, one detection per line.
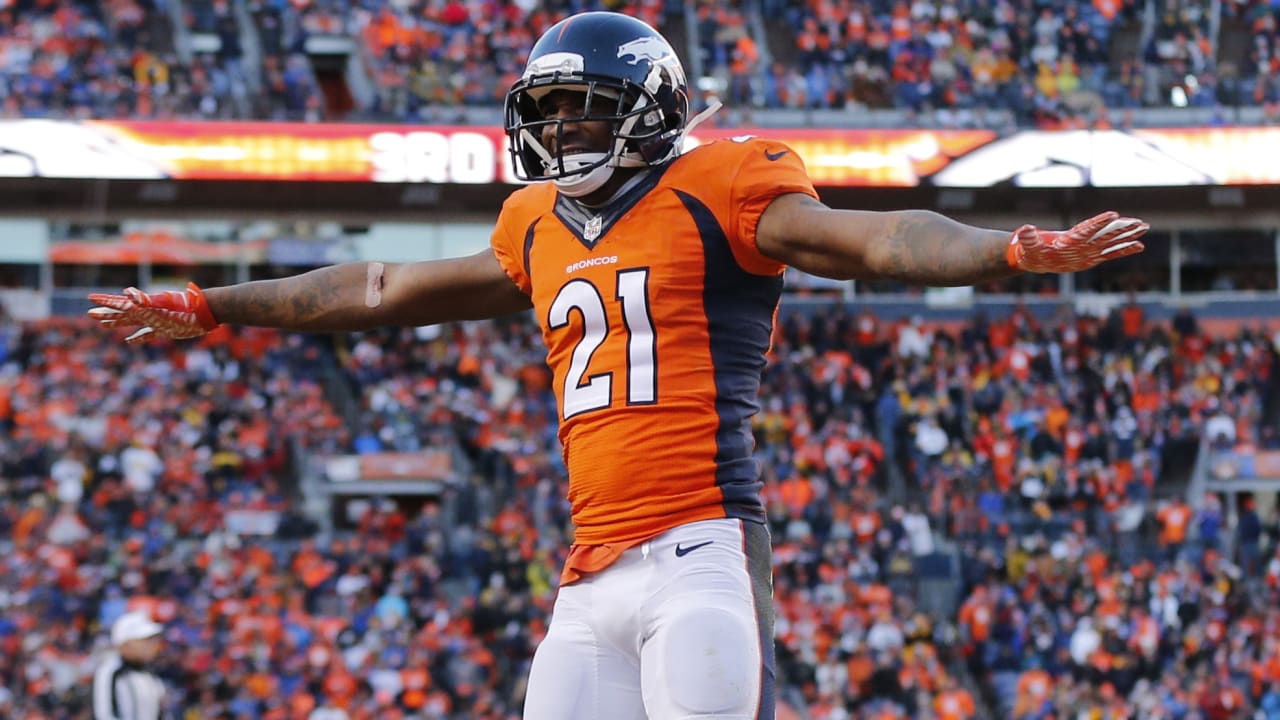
523 518 776 720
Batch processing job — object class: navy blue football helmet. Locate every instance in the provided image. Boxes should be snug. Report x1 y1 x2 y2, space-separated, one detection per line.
504 12 692 196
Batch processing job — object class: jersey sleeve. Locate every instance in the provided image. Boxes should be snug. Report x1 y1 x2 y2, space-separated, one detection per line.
489 192 535 296
728 139 819 275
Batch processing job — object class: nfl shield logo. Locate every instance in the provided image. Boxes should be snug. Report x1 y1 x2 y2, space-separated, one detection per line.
584 215 603 242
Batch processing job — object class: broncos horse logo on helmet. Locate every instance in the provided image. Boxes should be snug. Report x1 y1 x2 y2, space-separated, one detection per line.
616 36 677 66
504 12 715 198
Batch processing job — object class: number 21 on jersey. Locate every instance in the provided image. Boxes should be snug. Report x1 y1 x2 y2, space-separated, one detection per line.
549 268 656 419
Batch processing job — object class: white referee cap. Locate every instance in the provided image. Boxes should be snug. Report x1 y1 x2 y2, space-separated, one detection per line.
111 611 164 645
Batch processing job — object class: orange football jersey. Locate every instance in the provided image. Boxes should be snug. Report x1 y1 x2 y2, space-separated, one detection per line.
490 137 818 583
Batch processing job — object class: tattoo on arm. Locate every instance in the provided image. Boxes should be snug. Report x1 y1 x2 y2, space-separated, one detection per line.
204 253 530 331
876 211 1015 286
206 265 371 329
285 275 343 322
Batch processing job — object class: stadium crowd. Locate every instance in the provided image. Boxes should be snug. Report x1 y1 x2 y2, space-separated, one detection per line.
4 0 1280 124
2 293 1279 719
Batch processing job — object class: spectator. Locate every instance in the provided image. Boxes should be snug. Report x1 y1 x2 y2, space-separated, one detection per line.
901 503 935 556
1205 401 1238 448
1238 495 1263 575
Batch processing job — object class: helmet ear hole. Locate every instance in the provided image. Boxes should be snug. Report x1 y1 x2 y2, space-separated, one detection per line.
664 110 683 133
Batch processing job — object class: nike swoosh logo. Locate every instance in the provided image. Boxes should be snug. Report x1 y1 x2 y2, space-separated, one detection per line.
765 149 789 161
674 540 714 557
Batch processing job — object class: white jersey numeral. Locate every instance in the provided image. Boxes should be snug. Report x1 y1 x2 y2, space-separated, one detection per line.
549 269 656 419
616 269 656 404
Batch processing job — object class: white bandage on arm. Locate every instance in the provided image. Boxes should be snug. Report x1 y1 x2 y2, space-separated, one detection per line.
365 262 386 308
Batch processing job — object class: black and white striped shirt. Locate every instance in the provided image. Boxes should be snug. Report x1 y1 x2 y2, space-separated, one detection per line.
92 652 165 720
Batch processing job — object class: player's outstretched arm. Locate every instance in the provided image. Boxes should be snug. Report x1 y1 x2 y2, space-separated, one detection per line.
88 249 533 343
756 194 1148 286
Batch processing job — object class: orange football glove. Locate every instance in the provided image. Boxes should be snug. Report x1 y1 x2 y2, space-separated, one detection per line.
87 282 219 344
1007 211 1148 273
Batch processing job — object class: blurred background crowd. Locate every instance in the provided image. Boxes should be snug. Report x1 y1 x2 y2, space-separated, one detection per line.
1 0 1279 126
2 297 1280 719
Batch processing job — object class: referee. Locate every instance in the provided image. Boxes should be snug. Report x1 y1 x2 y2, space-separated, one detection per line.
93 611 167 720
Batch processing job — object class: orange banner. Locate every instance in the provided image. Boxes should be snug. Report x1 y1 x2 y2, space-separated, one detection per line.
0 119 1274 187
687 129 996 186
51 231 267 264
79 121 994 185
84 121 516 183
357 451 453 481
1251 450 1280 478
